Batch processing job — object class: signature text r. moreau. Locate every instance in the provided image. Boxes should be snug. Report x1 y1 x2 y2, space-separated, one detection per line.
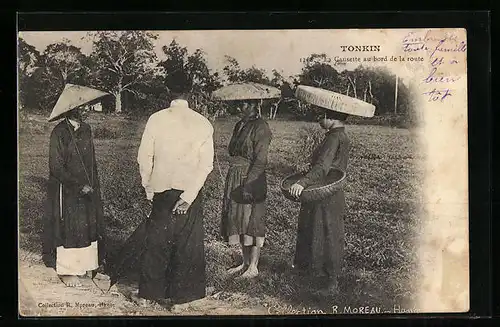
332 305 382 314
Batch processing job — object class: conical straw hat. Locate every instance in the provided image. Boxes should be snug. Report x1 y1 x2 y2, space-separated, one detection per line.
212 82 281 101
295 85 376 118
48 84 110 122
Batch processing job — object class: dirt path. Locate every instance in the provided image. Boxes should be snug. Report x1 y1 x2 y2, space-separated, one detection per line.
18 249 269 317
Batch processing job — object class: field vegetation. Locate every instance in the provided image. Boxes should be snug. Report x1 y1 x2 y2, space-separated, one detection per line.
19 112 424 313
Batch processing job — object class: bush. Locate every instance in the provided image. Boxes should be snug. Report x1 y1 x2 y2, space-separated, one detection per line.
281 99 319 122
186 91 231 122
347 114 417 129
88 112 143 140
291 125 325 171
18 113 51 135
93 126 120 139
277 98 417 129
18 117 422 311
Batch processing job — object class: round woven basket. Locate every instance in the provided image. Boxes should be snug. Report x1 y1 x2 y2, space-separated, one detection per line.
280 168 347 203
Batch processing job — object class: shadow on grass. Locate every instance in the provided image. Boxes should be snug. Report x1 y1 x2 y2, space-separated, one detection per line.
205 247 402 313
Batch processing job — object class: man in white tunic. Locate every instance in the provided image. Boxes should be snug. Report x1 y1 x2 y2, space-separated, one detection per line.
135 94 214 305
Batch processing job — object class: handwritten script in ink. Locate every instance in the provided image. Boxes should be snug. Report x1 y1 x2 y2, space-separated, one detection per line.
402 30 466 103
422 88 453 102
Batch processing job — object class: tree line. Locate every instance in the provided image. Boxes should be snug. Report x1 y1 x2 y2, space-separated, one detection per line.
18 31 417 123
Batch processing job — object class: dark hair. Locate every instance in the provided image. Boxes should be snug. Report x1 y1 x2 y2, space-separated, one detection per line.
232 99 260 108
170 91 189 100
235 99 259 105
325 110 349 121
65 108 81 120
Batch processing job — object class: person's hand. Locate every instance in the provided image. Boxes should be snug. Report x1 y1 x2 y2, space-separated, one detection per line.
81 184 94 195
144 200 153 218
289 183 304 199
173 198 190 215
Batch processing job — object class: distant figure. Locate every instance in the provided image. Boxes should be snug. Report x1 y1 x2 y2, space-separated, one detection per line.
288 109 350 296
221 99 272 279
135 94 214 307
43 84 109 287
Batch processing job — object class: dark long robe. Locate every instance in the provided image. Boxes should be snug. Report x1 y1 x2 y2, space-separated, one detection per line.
138 189 206 304
42 119 106 268
221 117 272 242
293 126 350 282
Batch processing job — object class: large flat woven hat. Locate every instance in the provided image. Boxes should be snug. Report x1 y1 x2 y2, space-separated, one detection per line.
212 82 281 101
295 85 376 118
48 84 110 122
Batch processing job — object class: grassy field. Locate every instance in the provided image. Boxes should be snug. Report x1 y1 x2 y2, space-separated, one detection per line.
18 112 424 314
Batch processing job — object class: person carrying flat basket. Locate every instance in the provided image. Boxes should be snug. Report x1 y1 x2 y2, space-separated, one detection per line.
288 85 375 296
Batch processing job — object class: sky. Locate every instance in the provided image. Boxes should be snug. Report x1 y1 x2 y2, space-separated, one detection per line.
18 29 392 79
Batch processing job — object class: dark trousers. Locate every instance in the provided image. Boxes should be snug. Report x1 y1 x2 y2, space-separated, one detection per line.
138 189 206 304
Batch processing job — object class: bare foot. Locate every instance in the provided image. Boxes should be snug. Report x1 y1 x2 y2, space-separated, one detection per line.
59 275 82 287
129 292 154 307
155 298 173 310
227 263 247 275
86 271 110 281
239 266 259 279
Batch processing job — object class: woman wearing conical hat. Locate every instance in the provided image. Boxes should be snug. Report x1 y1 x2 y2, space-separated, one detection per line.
43 84 109 287
288 108 350 296
287 85 376 296
213 83 278 279
221 98 273 279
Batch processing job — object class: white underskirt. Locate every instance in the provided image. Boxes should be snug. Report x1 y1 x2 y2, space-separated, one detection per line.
56 241 98 275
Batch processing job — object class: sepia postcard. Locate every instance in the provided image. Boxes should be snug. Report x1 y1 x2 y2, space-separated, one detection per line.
18 27 469 316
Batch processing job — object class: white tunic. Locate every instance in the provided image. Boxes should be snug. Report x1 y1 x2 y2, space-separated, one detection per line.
137 99 214 204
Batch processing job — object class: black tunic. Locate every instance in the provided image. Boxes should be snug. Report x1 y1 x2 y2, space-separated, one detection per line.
293 126 350 281
42 119 106 268
221 117 272 241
